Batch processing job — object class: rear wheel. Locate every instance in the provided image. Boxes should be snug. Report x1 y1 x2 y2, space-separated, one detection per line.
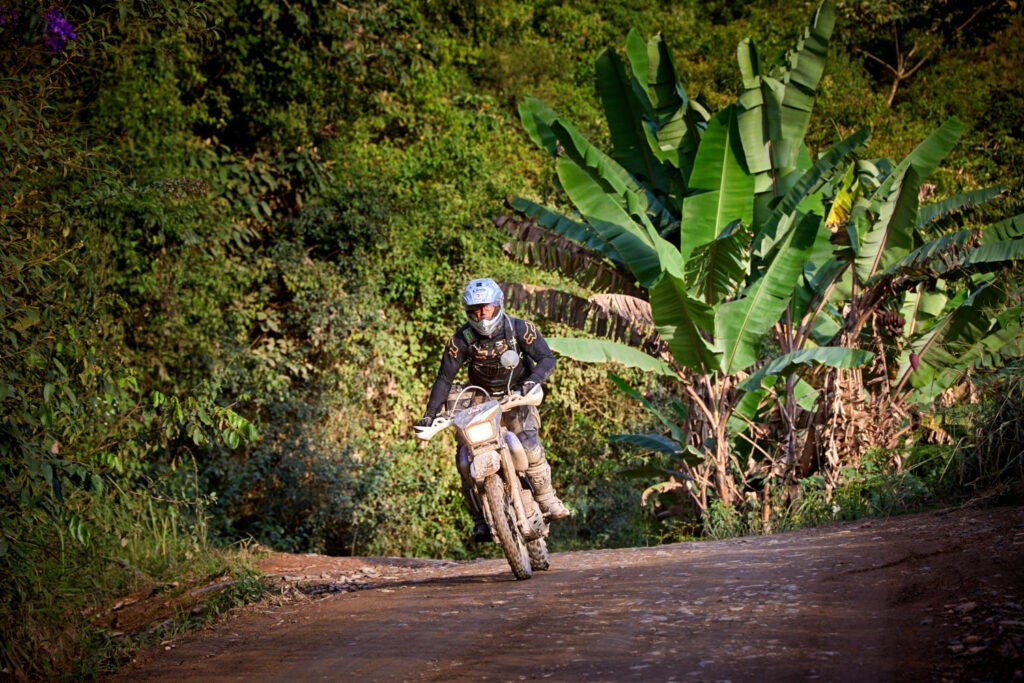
484 475 532 580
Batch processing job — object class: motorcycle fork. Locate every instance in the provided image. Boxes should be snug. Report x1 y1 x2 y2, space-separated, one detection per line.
497 439 535 539
456 445 484 516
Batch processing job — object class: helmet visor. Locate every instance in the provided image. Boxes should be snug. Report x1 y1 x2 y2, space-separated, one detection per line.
467 303 499 321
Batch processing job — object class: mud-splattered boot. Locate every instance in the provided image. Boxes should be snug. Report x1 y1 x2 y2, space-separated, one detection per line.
527 460 571 520
472 514 493 543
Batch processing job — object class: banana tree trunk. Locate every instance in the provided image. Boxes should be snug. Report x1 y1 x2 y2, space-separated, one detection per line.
713 415 739 506
685 377 742 509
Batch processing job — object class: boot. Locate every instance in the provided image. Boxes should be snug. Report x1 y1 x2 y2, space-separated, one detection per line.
527 460 571 520
462 479 492 542
472 515 493 543
536 492 571 520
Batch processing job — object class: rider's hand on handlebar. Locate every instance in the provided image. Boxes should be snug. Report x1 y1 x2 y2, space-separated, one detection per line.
520 381 537 396
416 415 434 428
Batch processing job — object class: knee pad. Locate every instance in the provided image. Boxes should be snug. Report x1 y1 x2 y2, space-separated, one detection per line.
521 438 544 466
505 405 543 464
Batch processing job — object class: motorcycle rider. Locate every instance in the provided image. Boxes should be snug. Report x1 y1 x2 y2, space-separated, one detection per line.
417 277 571 542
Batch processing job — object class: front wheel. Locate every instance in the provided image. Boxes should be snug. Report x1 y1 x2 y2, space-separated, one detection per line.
527 538 550 571
484 475 532 580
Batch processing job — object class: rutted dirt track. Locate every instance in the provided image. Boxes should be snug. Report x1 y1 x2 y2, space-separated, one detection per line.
108 505 1023 682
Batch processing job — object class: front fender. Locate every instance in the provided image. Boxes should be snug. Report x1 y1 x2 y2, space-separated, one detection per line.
469 449 501 481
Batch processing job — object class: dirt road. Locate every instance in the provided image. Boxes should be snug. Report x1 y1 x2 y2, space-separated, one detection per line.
107 504 1023 682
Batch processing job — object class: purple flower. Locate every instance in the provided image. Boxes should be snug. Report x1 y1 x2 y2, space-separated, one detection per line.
0 4 19 25
45 7 76 52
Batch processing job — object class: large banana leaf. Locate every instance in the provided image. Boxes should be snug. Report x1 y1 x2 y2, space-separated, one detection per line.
502 284 658 345
520 97 638 206
875 229 974 284
735 0 835 193
547 336 677 377
509 196 622 265
855 118 964 282
649 273 720 373
753 127 870 259
717 211 820 374
519 96 673 228
556 158 664 288
737 347 874 392
904 117 964 176
962 239 1024 269
678 105 754 260
761 139 850 325
596 47 673 199
555 135 683 258
549 119 685 274
735 59 781 180
855 163 923 283
596 30 707 206
623 30 708 180
773 0 835 152
685 219 750 306
518 95 560 158
916 185 1006 229
500 233 645 298
982 213 1024 241
880 224 1024 284
549 117 679 235
899 283 1022 402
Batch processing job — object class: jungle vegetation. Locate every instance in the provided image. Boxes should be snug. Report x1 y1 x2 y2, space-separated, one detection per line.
2 0 1022 677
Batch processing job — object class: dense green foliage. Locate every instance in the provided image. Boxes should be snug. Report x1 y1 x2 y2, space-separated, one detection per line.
510 0 1023 532
1 0 1021 677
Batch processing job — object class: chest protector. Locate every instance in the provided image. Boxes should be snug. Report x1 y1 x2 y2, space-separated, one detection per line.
463 320 532 395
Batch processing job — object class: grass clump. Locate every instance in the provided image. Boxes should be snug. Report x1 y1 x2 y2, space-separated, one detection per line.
1 489 265 681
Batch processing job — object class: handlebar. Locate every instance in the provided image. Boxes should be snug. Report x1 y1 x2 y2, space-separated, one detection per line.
413 385 544 441
499 384 544 410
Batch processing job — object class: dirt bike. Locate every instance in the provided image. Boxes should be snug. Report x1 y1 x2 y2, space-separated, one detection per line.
414 384 551 580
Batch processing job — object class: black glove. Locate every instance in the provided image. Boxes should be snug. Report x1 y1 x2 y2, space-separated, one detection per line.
416 416 435 428
520 381 537 396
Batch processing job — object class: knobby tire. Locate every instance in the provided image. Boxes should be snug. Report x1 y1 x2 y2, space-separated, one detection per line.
484 475 532 580
527 539 550 571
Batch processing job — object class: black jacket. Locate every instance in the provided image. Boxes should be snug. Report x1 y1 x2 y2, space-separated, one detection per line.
424 314 556 418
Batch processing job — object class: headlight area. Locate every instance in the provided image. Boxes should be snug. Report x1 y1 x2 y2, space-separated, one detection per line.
464 419 496 444
462 404 500 444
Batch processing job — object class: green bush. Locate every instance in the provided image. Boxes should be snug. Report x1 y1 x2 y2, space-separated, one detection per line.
958 364 1024 493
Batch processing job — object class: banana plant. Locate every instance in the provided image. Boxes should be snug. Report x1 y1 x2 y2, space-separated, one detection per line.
729 115 1024 489
507 0 1024 517
512 1 860 511
784 119 1024 481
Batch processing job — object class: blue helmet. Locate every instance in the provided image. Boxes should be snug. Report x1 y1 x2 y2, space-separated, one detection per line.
462 278 505 337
